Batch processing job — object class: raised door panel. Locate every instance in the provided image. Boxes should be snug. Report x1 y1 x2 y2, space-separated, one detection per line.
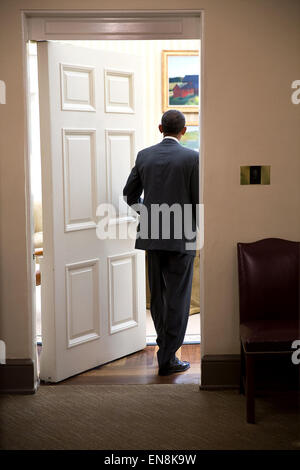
104 68 134 114
60 63 96 112
108 253 138 334
62 128 97 231
105 129 135 219
65 258 100 348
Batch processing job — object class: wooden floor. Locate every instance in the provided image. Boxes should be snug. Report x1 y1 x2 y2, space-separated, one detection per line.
39 345 200 386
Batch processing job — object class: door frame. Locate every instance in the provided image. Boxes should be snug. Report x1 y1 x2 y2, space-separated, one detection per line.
21 9 205 387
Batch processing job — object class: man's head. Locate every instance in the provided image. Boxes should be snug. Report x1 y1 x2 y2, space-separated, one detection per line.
159 110 186 140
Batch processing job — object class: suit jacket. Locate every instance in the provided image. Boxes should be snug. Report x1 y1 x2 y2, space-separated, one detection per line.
123 137 199 255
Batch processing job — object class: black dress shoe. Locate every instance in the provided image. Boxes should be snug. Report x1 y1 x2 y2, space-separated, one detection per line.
158 358 190 376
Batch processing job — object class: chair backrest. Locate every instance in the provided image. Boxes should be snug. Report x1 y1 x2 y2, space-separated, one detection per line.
237 238 299 323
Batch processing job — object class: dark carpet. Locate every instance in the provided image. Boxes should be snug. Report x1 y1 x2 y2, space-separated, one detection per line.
0 385 299 450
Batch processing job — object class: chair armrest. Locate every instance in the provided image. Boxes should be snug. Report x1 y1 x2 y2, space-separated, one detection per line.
35 248 43 257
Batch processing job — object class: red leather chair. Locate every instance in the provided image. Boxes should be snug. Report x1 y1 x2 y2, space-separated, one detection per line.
237 238 299 423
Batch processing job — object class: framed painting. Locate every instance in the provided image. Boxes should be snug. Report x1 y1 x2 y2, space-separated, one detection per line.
180 125 200 151
162 50 200 113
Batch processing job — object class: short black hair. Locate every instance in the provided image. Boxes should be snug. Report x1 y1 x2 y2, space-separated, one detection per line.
161 110 186 135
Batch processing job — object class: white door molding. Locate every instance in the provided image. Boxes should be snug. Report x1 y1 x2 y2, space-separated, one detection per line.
25 10 201 41
21 9 204 386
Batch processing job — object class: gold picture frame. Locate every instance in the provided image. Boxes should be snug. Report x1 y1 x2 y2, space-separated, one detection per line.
162 50 200 113
185 117 199 126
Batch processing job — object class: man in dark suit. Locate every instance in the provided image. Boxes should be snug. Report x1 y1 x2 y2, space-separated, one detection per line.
123 110 199 376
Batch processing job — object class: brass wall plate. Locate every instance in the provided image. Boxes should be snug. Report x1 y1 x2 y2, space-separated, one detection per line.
240 165 270 185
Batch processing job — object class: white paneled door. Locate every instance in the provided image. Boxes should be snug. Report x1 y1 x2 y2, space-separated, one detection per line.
37 41 146 382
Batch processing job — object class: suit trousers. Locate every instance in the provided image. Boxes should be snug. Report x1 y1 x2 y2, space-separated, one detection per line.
147 249 195 369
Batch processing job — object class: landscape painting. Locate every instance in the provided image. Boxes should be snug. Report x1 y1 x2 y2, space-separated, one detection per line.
162 50 200 113
180 126 199 151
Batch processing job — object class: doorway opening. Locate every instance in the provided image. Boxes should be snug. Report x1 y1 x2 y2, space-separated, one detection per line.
28 37 201 383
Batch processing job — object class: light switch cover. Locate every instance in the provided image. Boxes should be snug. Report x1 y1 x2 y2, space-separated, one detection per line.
240 165 270 185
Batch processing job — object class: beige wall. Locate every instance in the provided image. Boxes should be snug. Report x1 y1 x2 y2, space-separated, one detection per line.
0 1 299 364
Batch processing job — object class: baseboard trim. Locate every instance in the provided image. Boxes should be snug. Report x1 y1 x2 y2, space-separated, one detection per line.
200 354 240 389
0 359 35 394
